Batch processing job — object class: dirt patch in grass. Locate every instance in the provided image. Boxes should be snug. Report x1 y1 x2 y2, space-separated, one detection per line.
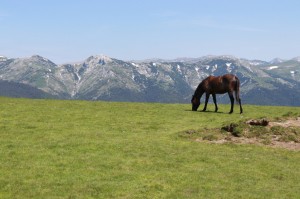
200 135 300 151
269 117 300 128
182 117 300 151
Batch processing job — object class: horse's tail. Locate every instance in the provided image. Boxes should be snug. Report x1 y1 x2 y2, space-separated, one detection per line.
235 76 243 114
235 76 241 102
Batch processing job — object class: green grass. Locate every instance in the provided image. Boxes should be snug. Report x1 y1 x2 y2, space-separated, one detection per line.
0 97 300 198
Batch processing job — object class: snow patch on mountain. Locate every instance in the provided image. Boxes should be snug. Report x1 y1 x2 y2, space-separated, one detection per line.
212 64 218 72
226 63 232 72
177 64 182 73
131 63 139 67
268 66 279 70
194 67 201 78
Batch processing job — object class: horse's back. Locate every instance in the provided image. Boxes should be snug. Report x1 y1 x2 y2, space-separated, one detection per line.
205 74 236 82
222 74 237 81
204 74 238 94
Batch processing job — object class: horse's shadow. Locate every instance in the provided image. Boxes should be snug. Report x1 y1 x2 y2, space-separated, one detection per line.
184 109 225 114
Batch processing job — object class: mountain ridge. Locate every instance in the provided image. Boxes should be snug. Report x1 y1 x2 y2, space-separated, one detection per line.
1 54 300 106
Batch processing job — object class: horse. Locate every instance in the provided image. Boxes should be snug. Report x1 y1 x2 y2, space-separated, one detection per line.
191 74 243 114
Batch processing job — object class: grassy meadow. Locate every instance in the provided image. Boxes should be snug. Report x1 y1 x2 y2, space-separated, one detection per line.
0 97 300 198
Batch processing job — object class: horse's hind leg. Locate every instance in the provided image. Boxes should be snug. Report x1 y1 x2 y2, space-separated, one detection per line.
228 92 234 114
212 93 218 112
238 98 243 114
235 91 243 114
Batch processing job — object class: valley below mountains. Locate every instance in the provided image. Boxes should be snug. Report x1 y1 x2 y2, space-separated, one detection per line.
0 54 300 106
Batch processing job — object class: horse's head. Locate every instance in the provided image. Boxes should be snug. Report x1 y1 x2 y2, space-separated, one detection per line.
191 95 200 111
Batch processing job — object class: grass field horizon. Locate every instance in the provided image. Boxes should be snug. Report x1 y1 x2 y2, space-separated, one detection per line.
0 97 300 198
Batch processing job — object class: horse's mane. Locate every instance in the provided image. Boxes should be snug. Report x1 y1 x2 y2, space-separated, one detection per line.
194 81 204 98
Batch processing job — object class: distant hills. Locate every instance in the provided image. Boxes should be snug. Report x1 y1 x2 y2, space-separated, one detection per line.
1 54 300 106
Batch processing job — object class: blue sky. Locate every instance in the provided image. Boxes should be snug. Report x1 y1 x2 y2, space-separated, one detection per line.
1 0 300 63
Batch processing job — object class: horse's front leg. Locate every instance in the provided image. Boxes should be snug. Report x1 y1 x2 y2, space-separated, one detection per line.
212 93 218 112
228 92 234 114
202 93 210 111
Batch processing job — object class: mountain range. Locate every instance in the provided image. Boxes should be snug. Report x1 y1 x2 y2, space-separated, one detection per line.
0 54 300 106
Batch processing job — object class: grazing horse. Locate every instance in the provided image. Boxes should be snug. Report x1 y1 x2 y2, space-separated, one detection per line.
191 74 243 114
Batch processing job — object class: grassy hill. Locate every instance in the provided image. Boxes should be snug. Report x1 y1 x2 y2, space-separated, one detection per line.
0 97 299 198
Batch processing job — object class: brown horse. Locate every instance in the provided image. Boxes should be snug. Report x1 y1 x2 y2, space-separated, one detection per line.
191 74 243 114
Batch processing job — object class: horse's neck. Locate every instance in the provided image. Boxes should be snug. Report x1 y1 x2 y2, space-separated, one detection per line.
195 87 204 98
